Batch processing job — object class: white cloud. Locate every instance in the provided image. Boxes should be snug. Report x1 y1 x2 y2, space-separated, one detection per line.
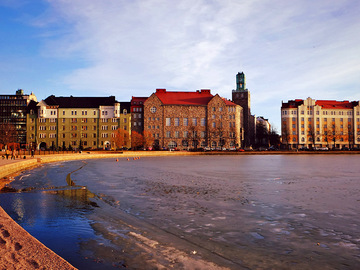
26 0 360 128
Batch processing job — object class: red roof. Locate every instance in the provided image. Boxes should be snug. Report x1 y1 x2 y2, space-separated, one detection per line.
155 89 214 105
315 100 354 109
222 98 237 106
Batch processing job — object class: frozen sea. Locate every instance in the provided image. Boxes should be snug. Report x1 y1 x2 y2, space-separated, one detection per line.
1 155 360 269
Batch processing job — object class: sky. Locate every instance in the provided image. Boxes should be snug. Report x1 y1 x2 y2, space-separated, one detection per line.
1 0 360 131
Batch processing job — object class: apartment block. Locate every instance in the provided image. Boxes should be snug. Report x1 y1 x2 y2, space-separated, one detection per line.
281 97 360 149
27 95 126 150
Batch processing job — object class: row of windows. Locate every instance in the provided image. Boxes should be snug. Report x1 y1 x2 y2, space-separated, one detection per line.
36 118 121 123
289 117 357 122
166 140 236 149
289 136 360 143
161 130 237 139
283 110 357 116
36 132 117 139
133 107 142 112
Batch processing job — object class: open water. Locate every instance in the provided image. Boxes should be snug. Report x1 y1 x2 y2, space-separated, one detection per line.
0 155 360 269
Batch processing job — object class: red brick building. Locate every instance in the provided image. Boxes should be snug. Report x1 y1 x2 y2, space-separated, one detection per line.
144 89 243 150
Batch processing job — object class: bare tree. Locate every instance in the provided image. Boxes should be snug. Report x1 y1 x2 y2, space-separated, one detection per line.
112 128 130 149
188 125 200 149
281 124 290 149
0 123 17 148
143 130 154 149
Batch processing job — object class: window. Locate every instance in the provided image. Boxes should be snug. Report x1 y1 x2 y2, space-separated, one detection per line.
168 141 177 149
166 118 171 126
192 118 197 126
102 126 108 130
183 131 188 138
201 118 206 126
175 131 179 138
201 131 206 138
174 118 179 126
112 125 117 130
212 122 216 128
183 118 188 126
219 107 223 112
166 131 171 138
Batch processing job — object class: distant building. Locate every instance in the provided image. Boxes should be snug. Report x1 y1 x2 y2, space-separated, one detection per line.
144 88 243 150
281 97 360 149
232 72 255 147
0 89 37 146
27 95 122 150
256 116 271 147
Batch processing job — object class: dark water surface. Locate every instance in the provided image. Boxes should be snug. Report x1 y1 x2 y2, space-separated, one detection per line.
1 155 359 269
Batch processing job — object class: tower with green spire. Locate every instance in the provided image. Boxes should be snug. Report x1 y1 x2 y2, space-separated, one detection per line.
232 72 253 147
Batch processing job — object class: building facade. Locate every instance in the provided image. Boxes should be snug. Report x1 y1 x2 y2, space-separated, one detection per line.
144 89 243 150
281 97 360 149
0 89 37 147
130 97 147 136
27 95 123 150
256 116 271 147
232 72 255 147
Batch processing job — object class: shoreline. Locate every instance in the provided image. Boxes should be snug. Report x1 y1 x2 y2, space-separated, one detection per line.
1 150 359 269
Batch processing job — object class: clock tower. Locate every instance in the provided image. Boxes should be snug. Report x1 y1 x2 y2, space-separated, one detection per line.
232 72 253 147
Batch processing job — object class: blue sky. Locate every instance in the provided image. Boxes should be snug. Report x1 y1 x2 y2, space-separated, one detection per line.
1 0 360 131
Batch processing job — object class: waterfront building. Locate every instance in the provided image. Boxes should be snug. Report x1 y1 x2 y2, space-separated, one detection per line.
232 72 255 147
0 89 37 147
130 96 147 136
255 116 271 147
144 88 243 150
27 95 123 150
118 101 131 149
281 97 360 149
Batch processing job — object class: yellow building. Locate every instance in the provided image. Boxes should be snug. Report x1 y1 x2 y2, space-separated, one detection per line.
281 97 360 149
26 96 132 150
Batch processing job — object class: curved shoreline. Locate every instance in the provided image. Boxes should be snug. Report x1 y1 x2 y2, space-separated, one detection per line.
1 150 360 269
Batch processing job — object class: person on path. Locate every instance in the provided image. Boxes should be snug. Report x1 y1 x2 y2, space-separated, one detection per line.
5 149 9 159
31 149 34 158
